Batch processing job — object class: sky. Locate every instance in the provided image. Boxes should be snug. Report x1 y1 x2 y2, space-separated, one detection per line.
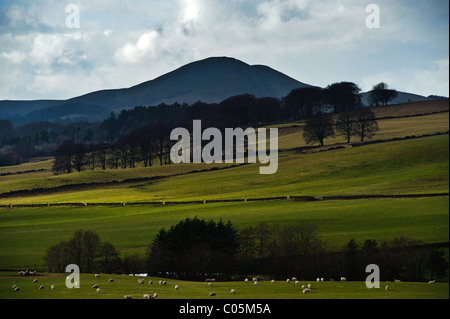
0 0 448 101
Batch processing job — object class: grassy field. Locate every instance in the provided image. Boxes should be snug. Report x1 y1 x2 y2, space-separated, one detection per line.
0 100 448 299
0 197 448 269
1 272 448 299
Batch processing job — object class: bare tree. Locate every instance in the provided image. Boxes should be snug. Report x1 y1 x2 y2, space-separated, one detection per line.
352 108 379 142
302 113 335 146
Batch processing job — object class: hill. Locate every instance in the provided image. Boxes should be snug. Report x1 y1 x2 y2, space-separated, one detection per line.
0 57 310 124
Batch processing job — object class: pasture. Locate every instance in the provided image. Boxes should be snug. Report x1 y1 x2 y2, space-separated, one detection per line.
1 272 448 299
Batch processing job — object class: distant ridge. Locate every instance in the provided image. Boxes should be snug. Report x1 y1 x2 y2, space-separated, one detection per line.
0 57 310 124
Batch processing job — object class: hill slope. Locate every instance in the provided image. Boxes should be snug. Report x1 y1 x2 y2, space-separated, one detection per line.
0 57 310 124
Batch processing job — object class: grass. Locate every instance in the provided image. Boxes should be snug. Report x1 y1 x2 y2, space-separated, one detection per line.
0 197 448 269
0 134 448 204
0 272 448 299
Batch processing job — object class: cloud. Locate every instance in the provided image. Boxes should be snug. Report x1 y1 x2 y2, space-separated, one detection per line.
0 0 448 100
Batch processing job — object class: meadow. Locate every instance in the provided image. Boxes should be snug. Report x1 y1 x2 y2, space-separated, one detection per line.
1 272 448 299
0 99 448 299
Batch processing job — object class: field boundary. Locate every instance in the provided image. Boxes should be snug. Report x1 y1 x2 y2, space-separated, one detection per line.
1 193 448 209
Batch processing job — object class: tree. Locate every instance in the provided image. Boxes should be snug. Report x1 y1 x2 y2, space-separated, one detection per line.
369 82 398 106
302 113 335 146
98 242 121 274
324 82 362 113
335 110 357 143
52 140 76 174
147 217 239 278
284 87 323 119
352 108 379 142
72 142 86 172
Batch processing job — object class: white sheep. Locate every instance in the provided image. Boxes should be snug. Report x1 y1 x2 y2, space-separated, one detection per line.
209 292 216 296
316 278 320 282
340 277 347 281
92 284 99 289
385 285 389 291
14 287 20 292
394 279 401 282
32 279 38 283
51 285 55 290
307 283 311 289
149 280 153 285
252 277 258 282
12 285 17 289
109 278 114 283
271 279 276 284
124 295 133 299
244 278 249 283
302 288 311 294
321 278 324 282
175 284 179 290
162 281 167 285
429 280 436 284
295 281 300 285
159 280 162 285
208 282 213 287
254 281 259 286
301 285 305 289
138 278 145 284
96 288 102 293
39 285 44 290
231 289 236 294
95 274 101 278
153 293 158 299
143 294 150 299
292 277 297 281
286 278 290 283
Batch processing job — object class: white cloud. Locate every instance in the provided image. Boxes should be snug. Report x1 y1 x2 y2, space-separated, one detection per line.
0 0 448 100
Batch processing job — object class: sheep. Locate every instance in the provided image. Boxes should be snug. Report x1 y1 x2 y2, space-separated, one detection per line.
32 279 38 283
385 285 389 291
429 280 436 284
340 277 347 281
92 284 99 289
244 278 249 283
295 281 300 285
124 295 133 299
292 277 297 281
138 278 145 284
95 274 101 278
208 282 213 287
252 277 258 282
286 278 290 283
321 278 324 282
209 292 216 297
316 278 320 282
51 285 55 290
39 285 44 290
96 288 102 294
271 279 276 284
231 289 236 294
302 288 311 294
143 294 150 299
153 293 158 299
149 280 153 285
159 280 163 285
394 279 401 282
162 281 167 285
14 287 20 292
307 284 311 289
12 285 17 289
175 284 179 290
254 281 259 286
301 285 305 289
211 278 216 282
109 278 114 283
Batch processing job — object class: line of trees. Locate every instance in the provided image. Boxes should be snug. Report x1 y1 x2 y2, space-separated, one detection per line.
44 220 448 282
303 108 379 146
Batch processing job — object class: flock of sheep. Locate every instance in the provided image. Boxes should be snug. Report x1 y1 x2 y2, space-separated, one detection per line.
10 271 439 298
